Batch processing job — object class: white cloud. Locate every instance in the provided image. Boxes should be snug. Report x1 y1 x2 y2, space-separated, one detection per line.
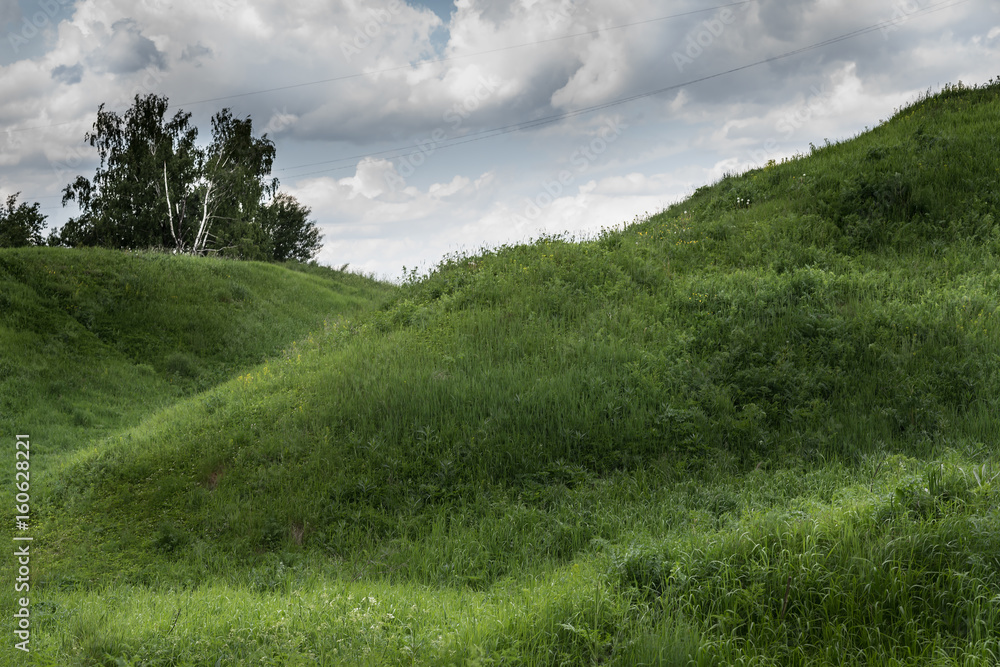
429 175 471 198
550 33 626 109
0 0 995 279
583 172 681 196
337 158 399 200
96 18 166 74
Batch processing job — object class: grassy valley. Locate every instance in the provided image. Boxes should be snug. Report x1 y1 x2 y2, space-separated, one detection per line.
4 80 1000 665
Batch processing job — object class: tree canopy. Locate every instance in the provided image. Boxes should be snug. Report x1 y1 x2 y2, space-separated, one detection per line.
0 192 47 248
53 94 322 262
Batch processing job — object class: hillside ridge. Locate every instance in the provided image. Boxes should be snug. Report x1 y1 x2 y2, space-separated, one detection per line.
9 79 1000 665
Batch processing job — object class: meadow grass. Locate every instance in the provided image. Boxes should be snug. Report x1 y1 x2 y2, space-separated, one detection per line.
0 247 395 458
4 80 1000 665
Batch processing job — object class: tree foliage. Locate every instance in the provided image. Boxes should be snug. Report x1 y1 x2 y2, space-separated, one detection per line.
0 193 47 247
263 193 323 262
58 94 199 250
54 94 322 261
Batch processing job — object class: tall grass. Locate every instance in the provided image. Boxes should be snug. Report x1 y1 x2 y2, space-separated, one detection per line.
5 79 1000 665
0 247 395 458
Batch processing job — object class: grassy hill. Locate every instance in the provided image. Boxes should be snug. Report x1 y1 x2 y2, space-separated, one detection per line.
0 247 395 456
8 80 1000 665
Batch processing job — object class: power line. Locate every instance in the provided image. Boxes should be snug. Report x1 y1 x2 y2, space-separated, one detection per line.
10 0 974 203
173 1 755 106
4 2 754 135
276 0 973 180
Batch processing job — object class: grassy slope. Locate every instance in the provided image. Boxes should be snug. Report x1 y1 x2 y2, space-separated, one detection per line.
0 249 396 644
0 247 395 457
13 81 1000 665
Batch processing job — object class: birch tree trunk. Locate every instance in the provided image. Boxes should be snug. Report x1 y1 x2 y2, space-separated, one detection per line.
163 161 182 252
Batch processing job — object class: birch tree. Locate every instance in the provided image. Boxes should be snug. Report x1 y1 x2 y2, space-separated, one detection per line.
54 94 322 261
58 94 200 250
197 108 279 259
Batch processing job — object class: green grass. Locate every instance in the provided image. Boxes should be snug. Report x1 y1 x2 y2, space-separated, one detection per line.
4 79 1000 665
0 247 395 456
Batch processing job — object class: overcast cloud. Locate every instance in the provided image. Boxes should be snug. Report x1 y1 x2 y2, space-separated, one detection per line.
1 0 997 279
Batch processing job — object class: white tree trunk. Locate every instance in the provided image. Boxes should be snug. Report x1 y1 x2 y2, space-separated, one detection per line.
193 180 213 254
191 151 231 255
163 161 181 251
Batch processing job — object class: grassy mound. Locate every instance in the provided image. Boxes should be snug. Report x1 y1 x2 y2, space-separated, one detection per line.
16 80 1000 665
0 247 395 455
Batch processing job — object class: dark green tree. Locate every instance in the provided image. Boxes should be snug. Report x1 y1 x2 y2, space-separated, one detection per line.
0 193 47 247
59 94 200 250
195 108 279 257
262 193 323 262
55 94 322 261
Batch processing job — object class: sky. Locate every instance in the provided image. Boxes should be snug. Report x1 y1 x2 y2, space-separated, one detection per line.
1 0 997 280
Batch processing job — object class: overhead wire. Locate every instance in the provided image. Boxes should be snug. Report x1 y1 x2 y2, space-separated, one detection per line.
4 1 755 134
174 1 755 107
8 0 975 202
277 0 973 179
